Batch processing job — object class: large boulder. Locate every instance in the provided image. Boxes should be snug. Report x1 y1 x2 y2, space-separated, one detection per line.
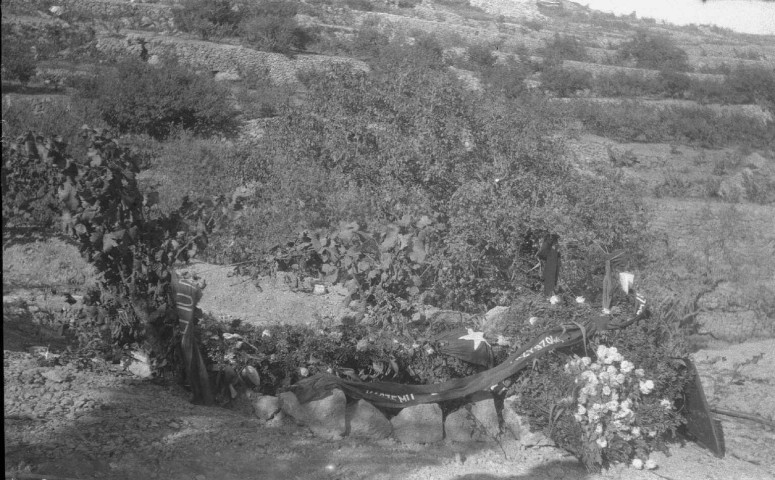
253 395 281 421
279 389 347 439
345 400 392 439
501 395 554 448
391 403 444 444
444 392 500 443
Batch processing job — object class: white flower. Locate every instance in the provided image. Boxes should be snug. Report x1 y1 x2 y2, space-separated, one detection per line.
621 399 632 411
607 365 617 375
635 368 645 378
596 438 608 448
577 405 587 415
299 367 310 377
596 345 608 358
602 307 611 315
576 296 586 303
549 295 560 305
529 316 538 325
595 424 603 434
632 458 644 469
574 413 583 422
262 329 272 337
632 426 641 437
606 401 618 411
660 398 672 409
582 357 592 366
645 459 657 470
620 360 634 373
602 386 612 396
648 430 657 437
615 374 626 384
639 380 655 395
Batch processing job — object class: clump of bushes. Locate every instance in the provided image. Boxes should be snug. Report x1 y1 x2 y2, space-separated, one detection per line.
541 34 589 63
80 58 239 139
617 31 690 72
173 0 316 53
1 38 37 84
541 64 592 97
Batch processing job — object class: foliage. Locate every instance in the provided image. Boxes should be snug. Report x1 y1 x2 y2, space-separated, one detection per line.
1 38 37 84
591 71 662 98
173 0 315 53
481 57 529 99
466 42 498 69
2 128 233 363
540 64 593 97
567 100 775 148
540 34 589 63
617 31 690 72
173 0 243 39
81 58 239 139
726 64 775 110
514 299 689 472
658 70 691 99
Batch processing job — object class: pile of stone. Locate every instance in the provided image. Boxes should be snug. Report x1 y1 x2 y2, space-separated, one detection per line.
252 389 553 447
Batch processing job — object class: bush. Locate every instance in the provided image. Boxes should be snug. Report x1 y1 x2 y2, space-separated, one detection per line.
541 34 588 63
467 43 498 69
658 70 691 99
541 65 592 97
726 65 775 109
173 0 243 39
83 59 239 139
481 58 529 99
239 14 314 53
1 40 37 84
617 31 690 71
592 71 661 98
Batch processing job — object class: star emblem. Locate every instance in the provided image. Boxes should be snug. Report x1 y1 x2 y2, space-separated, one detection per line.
458 328 490 350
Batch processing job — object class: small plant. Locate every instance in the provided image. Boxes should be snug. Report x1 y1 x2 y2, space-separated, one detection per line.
562 346 679 471
83 58 239 139
617 31 689 72
541 34 589 63
466 43 498 69
658 70 691 99
1 40 37 84
541 64 592 97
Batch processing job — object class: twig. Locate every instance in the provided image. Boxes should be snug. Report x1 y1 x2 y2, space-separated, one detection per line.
711 408 775 428
5 473 85 480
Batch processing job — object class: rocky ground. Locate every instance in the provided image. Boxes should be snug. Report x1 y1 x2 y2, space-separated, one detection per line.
4 245 775 480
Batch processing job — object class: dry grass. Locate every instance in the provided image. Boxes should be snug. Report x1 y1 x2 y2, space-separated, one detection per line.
2 236 97 294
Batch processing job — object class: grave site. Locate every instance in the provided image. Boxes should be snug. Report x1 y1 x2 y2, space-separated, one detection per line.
3 0 774 478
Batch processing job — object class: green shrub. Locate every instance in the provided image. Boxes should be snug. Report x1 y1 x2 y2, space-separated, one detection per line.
173 0 243 39
726 64 775 109
567 100 775 148
83 59 239 139
658 70 691 99
1 39 37 84
541 34 589 63
617 31 690 71
541 64 592 97
592 71 661 98
481 57 529 99
467 43 498 69
239 14 314 53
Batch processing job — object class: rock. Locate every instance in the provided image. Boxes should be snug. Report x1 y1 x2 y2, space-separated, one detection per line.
253 395 281 421
744 152 769 170
391 403 443 444
214 71 240 82
42 369 67 383
345 400 392 439
279 391 307 423
443 392 499 443
304 389 346 439
501 395 554 448
717 168 754 202
128 361 152 379
469 392 499 441
280 390 346 439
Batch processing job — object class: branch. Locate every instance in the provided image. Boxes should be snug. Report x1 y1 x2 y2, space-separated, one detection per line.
711 408 775 429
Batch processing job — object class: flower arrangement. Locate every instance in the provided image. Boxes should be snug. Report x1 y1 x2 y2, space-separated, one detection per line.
563 345 675 471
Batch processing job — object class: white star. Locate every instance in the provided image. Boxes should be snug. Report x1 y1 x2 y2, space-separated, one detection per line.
458 328 490 350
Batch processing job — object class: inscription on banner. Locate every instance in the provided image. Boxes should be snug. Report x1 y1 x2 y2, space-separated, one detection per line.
365 390 416 403
517 335 562 361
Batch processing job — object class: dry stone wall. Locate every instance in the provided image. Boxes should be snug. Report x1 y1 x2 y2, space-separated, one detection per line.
95 32 368 84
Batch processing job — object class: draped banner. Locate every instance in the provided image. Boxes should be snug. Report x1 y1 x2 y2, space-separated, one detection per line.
172 272 215 406
292 324 586 408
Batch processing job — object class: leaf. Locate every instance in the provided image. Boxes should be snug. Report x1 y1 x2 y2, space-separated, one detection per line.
416 215 432 228
102 233 118 252
74 223 88 235
381 224 399 251
408 237 426 264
